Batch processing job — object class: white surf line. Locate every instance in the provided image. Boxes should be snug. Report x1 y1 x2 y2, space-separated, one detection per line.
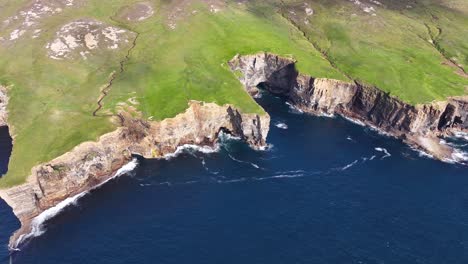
163 144 220 160
453 131 468 141
285 102 304 114
374 147 391 159
339 159 359 171
228 154 262 169
13 158 139 249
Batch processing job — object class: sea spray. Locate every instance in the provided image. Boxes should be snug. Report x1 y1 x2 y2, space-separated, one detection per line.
13 192 87 249
163 144 220 160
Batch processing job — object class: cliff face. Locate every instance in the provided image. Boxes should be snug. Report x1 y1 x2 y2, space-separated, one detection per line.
229 53 468 162
1 52 467 250
0 85 7 127
0 101 269 248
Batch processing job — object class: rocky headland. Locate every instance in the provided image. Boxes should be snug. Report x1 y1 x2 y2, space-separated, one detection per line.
229 53 468 162
0 52 467 250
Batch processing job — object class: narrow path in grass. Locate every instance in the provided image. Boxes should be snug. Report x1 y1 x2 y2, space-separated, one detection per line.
92 32 140 118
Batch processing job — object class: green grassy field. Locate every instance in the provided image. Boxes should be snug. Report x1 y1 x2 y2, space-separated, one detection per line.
0 0 466 187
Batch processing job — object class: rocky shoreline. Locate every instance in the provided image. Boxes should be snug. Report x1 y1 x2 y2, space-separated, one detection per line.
0 101 269 249
229 53 468 163
0 52 467 250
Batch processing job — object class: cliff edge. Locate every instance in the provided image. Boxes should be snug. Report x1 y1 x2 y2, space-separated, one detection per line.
229 53 468 162
1 52 467 250
0 85 7 128
0 101 269 249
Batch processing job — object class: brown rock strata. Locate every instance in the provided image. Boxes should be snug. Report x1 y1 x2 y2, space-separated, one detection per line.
229 52 468 162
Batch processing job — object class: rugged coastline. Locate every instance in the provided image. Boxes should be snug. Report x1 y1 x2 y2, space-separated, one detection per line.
229 53 468 162
0 100 269 249
0 52 467 250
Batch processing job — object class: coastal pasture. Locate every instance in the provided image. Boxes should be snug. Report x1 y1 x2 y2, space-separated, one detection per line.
282 0 468 104
0 0 344 187
0 0 466 187
101 3 347 120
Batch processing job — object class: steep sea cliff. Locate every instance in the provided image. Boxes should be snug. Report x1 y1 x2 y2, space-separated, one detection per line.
2 91 468 263
0 52 467 250
229 53 468 162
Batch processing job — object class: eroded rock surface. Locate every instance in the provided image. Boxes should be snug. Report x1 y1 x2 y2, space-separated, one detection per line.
1 0 80 42
116 2 155 22
46 19 136 60
229 52 468 162
0 86 8 127
0 101 269 248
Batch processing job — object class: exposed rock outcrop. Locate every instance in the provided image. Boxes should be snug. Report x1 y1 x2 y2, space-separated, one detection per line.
1 52 466 251
0 85 8 127
0 101 269 249
229 52 468 162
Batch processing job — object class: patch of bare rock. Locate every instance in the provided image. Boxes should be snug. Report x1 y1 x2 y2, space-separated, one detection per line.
0 86 8 127
1 0 81 43
116 2 155 22
46 19 137 60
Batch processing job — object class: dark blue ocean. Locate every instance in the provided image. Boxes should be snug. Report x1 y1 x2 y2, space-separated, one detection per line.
1 94 468 264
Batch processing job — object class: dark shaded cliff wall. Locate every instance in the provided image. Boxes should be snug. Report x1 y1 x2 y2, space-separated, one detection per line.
229 53 468 162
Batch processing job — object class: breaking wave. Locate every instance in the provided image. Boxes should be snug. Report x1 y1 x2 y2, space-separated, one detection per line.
13 192 87 249
451 149 468 164
375 147 391 159
12 159 139 250
342 116 366 127
453 131 468 141
274 122 288 129
163 144 219 160
285 102 304 114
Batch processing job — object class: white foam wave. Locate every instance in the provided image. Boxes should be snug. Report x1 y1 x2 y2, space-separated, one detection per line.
285 102 304 114
346 136 354 141
440 139 468 148
340 160 358 171
228 154 262 169
259 173 305 180
342 116 366 127
257 143 274 152
164 144 219 160
218 130 241 141
453 131 468 141
451 149 468 163
13 159 139 249
274 122 288 129
217 178 247 184
375 147 391 159
14 191 87 248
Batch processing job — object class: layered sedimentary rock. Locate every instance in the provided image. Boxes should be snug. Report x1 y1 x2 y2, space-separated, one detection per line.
1 52 467 250
0 86 7 127
0 101 269 248
229 52 468 161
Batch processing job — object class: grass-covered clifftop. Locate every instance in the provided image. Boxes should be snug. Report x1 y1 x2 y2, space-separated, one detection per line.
0 0 466 187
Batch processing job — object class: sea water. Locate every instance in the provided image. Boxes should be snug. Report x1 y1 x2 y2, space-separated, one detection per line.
1 94 467 263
